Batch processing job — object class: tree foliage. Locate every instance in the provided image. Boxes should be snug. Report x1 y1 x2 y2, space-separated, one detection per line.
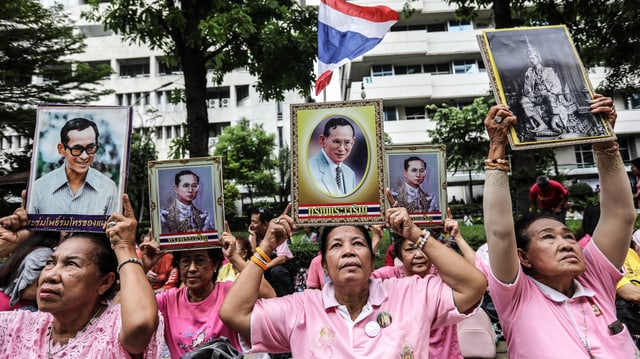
447 0 640 91
213 119 277 206
427 97 493 202
86 0 317 157
0 0 112 174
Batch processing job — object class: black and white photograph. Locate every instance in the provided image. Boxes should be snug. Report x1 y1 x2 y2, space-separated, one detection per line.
478 25 615 149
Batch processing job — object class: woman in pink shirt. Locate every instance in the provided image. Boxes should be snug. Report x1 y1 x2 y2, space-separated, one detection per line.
483 96 638 358
220 203 487 358
0 195 163 358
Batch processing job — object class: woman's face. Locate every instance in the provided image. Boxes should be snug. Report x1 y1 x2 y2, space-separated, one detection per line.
178 249 219 291
322 226 373 286
38 237 113 315
399 239 432 277
520 218 585 279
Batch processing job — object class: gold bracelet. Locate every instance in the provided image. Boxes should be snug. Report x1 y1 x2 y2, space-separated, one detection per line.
485 165 510 172
254 247 272 263
250 255 267 271
592 143 619 156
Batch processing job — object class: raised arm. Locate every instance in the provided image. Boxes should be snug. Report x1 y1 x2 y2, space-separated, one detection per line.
386 190 486 312
444 208 475 265
482 105 520 284
220 227 276 299
106 195 159 355
589 95 636 267
220 204 294 338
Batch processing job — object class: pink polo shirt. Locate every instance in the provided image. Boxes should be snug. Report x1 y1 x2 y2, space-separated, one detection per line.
372 265 463 359
249 275 470 358
156 282 240 358
489 240 638 358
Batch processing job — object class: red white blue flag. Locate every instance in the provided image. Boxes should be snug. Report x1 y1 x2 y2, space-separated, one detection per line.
316 0 398 96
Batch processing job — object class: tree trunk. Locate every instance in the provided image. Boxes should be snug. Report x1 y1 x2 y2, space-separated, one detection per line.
182 47 209 157
493 0 513 29
467 168 475 204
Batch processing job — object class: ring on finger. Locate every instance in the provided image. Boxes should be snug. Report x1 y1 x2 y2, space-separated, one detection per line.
392 200 399 208
494 115 503 123
275 217 281 224
107 221 117 228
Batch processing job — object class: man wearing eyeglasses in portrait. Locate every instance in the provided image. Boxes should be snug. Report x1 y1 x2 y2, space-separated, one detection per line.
391 156 438 213
160 170 214 234
309 116 358 196
28 117 118 215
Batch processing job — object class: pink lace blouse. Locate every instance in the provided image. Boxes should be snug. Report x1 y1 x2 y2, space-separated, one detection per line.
0 301 164 358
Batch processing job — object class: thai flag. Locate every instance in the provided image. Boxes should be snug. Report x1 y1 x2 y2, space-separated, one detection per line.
316 0 398 96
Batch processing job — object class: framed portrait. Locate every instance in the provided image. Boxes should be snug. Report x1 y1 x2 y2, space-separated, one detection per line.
291 99 385 226
148 157 225 251
477 25 615 150
385 145 447 227
26 105 132 232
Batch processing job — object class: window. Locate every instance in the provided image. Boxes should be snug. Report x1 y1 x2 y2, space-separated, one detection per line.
427 23 446 32
394 64 422 75
208 122 229 138
424 63 450 75
372 65 393 77
405 106 426 120
383 107 397 121
119 58 150 77
390 24 426 32
448 20 472 32
618 137 631 163
574 143 594 168
236 85 250 101
453 60 479 74
155 127 163 140
158 59 181 76
628 93 640 109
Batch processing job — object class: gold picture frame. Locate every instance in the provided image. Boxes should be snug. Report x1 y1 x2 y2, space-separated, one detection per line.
291 99 386 226
385 145 447 227
148 157 225 250
478 25 615 150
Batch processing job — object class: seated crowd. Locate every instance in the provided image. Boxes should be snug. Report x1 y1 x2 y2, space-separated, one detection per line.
1 95 639 359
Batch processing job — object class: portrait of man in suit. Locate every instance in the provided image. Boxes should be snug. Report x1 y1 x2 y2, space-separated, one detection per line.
308 116 358 196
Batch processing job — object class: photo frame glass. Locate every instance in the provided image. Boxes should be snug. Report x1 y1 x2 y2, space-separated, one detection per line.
26 105 132 232
385 145 447 227
478 25 614 150
148 157 225 251
291 99 386 226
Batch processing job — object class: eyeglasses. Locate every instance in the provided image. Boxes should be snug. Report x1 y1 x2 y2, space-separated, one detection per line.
64 143 99 156
179 257 212 268
179 183 199 190
329 139 354 148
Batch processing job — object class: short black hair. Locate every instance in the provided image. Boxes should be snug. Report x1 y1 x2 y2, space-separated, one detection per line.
403 156 426 171
174 170 200 186
60 117 99 145
322 116 355 137
172 248 224 284
250 207 273 224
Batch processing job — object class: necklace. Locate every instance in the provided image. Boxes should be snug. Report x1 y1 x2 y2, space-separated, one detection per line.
47 303 106 358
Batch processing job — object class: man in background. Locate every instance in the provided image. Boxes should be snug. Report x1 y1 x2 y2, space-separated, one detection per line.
529 175 569 222
29 117 117 215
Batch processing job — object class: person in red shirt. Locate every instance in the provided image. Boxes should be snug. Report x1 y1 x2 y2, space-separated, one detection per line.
529 175 569 222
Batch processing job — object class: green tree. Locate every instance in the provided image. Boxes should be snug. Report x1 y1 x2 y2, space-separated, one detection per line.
127 130 157 229
427 98 493 203
0 1 112 174
448 0 640 92
214 119 277 206
86 0 317 158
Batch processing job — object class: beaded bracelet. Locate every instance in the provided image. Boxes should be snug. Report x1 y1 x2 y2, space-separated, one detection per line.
117 257 144 273
592 143 619 156
483 158 509 166
254 247 272 263
414 229 430 250
250 255 268 271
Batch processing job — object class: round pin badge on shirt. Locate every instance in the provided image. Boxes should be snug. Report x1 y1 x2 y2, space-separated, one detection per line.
376 311 392 328
365 321 381 337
